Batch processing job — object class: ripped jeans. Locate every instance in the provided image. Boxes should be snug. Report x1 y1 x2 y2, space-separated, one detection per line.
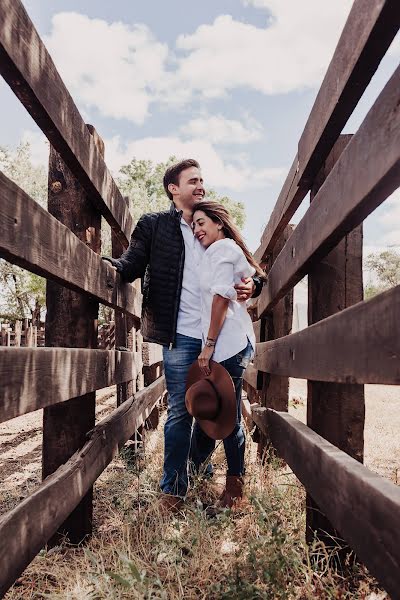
190 340 253 479
160 335 253 497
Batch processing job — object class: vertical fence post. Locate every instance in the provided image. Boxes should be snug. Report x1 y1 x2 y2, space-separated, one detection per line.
42 125 103 544
307 134 365 552
258 225 294 457
111 202 136 406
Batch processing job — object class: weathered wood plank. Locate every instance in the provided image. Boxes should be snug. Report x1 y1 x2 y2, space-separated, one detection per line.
266 409 400 599
257 65 400 317
306 134 365 549
0 171 141 318
0 0 133 244
254 286 399 385
255 0 400 262
252 319 263 344
241 397 254 431
250 404 267 435
0 375 166 598
142 342 164 367
0 348 139 423
243 363 263 391
43 138 102 542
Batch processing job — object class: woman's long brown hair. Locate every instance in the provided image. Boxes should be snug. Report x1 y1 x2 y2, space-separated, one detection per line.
192 200 266 279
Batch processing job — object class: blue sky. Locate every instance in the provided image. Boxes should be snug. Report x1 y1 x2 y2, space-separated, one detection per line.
1 0 399 252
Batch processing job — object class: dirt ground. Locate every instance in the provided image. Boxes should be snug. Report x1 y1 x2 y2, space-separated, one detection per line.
1 380 399 517
289 379 400 483
0 387 118 516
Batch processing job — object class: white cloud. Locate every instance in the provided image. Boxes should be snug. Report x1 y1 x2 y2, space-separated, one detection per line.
44 12 168 124
180 114 263 144
105 134 284 192
41 3 363 123
173 2 353 100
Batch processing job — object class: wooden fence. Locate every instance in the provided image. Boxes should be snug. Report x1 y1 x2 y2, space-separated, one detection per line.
242 1 400 598
0 0 399 597
0 320 45 347
0 0 165 595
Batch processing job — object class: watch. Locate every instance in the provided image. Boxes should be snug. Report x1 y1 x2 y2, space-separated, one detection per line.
205 338 216 347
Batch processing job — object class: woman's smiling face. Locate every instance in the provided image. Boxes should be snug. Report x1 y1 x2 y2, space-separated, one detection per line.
193 210 222 248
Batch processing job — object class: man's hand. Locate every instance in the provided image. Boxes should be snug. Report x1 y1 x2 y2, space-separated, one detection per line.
198 345 214 376
235 277 255 302
101 257 117 271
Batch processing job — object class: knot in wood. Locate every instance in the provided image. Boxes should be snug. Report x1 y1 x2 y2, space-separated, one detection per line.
50 181 63 194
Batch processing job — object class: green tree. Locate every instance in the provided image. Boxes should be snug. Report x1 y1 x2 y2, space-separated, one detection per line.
0 143 47 324
364 249 400 299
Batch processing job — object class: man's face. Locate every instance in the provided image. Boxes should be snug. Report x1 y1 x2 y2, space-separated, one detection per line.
170 166 205 209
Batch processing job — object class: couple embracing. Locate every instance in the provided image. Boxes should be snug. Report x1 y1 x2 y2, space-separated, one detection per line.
104 159 265 513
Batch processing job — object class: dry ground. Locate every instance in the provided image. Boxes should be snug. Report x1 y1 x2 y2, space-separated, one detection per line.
288 380 400 483
0 381 398 598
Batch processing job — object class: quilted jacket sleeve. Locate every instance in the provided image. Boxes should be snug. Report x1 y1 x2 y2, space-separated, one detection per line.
102 214 153 283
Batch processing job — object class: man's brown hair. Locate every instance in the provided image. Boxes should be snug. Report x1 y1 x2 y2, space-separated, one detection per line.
163 159 200 201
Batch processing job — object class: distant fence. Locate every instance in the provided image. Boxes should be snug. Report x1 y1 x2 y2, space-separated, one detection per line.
242 1 400 598
0 320 45 347
0 0 165 596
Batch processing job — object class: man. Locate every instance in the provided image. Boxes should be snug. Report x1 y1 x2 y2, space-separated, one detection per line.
104 159 262 510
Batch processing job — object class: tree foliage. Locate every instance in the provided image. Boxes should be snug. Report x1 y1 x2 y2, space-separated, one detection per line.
0 143 47 324
364 249 400 299
116 156 246 229
0 146 245 324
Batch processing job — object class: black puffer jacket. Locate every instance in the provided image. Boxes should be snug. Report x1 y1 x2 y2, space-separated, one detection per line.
107 204 184 347
106 203 263 347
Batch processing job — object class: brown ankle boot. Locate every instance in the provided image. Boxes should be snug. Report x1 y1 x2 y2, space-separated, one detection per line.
204 475 245 517
158 493 184 514
217 475 244 509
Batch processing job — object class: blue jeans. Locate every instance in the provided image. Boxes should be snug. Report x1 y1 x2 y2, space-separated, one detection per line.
160 334 202 497
190 340 253 479
160 333 252 497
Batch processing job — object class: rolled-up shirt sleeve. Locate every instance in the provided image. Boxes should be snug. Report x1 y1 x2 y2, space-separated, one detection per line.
209 254 237 300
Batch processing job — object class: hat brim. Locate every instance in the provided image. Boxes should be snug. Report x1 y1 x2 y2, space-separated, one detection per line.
185 360 237 440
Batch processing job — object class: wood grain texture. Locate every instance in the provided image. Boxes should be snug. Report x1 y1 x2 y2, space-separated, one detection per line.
142 342 164 367
254 286 400 384
266 409 400 599
243 363 263 391
0 348 139 423
306 134 365 548
257 65 400 318
254 0 400 262
0 375 166 598
0 171 141 318
0 0 133 244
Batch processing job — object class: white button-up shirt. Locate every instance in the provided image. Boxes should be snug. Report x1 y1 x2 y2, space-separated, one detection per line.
176 217 204 339
199 238 256 363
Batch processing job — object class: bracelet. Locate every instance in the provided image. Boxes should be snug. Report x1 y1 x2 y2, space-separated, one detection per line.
205 338 216 347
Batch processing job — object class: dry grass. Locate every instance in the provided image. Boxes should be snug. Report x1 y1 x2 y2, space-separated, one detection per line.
4 417 387 600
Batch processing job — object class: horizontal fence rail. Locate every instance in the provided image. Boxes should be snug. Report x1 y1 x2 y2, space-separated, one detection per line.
0 375 166 598
257 64 400 317
251 407 400 599
254 286 400 384
255 0 400 263
0 348 141 423
0 0 133 245
0 171 141 318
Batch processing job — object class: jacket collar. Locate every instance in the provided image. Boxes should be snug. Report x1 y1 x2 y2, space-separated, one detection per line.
170 202 183 220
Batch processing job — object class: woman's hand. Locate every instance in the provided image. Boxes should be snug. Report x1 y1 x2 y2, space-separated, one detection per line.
198 345 214 376
234 277 255 302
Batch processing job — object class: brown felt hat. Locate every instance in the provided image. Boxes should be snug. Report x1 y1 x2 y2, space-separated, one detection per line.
185 360 236 440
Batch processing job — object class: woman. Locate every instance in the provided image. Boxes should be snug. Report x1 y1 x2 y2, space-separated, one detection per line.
190 200 265 509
